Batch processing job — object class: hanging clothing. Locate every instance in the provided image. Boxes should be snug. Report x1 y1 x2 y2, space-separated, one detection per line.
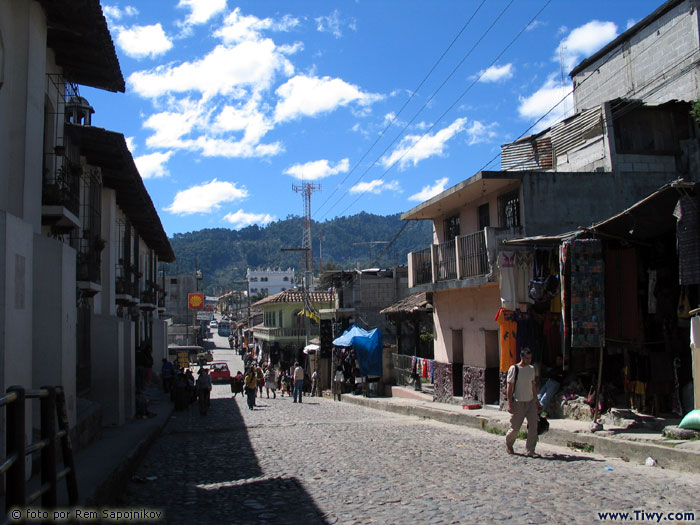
499 251 533 309
647 269 657 314
676 194 700 285
496 307 518 371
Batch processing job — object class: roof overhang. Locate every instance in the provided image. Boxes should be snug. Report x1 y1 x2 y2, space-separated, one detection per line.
39 0 125 92
66 123 175 262
401 171 521 221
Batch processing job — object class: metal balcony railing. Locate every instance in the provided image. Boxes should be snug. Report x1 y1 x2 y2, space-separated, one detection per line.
458 230 488 278
436 239 457 282
411 247 433 286
42 159 80 217
1 386 78 518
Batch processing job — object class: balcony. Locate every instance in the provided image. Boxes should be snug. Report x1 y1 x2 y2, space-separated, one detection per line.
253 326 320 342
41 160 81 234
409 228 518 290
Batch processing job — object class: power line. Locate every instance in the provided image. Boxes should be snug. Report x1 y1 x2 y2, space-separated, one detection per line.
334 0 552 218
314 0 489 219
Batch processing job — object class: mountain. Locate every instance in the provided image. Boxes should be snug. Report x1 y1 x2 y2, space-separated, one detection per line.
164 212 432 295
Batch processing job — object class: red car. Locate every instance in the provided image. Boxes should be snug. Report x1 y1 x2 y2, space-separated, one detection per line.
208 362 231 383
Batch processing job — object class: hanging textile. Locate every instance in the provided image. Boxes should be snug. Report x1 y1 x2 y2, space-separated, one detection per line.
516 251 534 305
499 251 517 310
495 307 518 371
559 242 571 345
676 194 700 285
566 238 605 348
422 359 428 379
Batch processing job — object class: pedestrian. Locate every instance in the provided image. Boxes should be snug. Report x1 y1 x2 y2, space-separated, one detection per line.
244 368 257 410
185 369 196 404
264 366 277 399
173 371 189 411
311 369 318 397
279 369 288 397
161 358 174 393
230 371 243 398
538 355 566 412
256 364 265 397
505 348 542 457
196 367 212 416
292 362 304 403
333 366 344 402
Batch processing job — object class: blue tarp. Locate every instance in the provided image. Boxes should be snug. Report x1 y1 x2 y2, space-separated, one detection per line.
333 325 383 376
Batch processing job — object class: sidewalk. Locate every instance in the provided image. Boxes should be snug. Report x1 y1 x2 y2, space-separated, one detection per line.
64 384 174 506
339 387 700 474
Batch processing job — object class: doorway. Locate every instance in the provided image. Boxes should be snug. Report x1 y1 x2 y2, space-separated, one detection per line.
484 330 500 404
451 329 463 398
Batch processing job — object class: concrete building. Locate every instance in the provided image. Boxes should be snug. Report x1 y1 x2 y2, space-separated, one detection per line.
570 0 700 111
0 0 174 448
402 0 700 406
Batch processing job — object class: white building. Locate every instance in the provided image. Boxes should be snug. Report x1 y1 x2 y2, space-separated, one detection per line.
247 268 296 298
0 0 174 450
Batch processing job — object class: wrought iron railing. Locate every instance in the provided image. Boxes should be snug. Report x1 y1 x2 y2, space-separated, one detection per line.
42 160 80 217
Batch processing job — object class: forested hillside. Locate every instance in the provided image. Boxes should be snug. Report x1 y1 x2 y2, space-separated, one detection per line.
165 212 432 294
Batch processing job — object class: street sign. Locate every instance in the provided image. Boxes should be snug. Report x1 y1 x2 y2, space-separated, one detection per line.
196 311 213 321
188 293 204 309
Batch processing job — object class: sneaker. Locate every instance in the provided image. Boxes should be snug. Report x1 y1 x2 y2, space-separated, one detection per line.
506 444 514 455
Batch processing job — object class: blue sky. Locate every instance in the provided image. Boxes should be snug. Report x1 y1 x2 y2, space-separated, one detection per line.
83 0 663 236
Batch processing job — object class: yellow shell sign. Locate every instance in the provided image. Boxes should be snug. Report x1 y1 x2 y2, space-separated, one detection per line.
188 293 204 309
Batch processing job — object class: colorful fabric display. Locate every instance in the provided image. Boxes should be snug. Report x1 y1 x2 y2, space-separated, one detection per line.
568 238 605 348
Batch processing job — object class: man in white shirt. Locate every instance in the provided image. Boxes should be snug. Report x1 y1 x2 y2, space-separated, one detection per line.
505 348 542 457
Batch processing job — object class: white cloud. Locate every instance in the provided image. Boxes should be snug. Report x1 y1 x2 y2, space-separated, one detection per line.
518 74 574 131
129 41 293 99
478 63 514 83
102 5 138 24
222 209 276 229
626 19 637 30
466 121 498 145
177 0 227 25
557 20 618 72
408 178 449 202
125 136 136 153
381 118 467 170
316 10 344 38
274 75 381 123
284 158 350 180
349 179 400 195
525 20 545 32
164 179 248 215
215 8 299 45
134 151 174 179
116 24 173 59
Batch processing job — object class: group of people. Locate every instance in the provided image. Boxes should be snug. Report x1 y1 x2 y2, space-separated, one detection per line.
160 358 213 416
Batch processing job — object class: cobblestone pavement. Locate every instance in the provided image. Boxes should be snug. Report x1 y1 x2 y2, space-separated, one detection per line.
121 349 700 524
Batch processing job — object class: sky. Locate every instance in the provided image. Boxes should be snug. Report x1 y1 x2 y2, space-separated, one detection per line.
82 0 665 236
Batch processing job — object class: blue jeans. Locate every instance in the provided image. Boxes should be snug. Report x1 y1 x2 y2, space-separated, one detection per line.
537 380 561 411
293 380 304 402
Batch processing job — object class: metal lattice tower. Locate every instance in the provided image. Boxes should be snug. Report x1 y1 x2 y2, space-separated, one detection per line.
292 183 321 274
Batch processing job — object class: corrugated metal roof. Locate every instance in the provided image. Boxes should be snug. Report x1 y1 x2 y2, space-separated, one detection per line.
551 106 603 155
501 137 553 171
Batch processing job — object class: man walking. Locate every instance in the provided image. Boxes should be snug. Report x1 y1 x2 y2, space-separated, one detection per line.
196 368 212 416
292 362 305 403
505 348 542 457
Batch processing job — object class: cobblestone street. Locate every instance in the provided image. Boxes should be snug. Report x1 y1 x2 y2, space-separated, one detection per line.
121 350 700 524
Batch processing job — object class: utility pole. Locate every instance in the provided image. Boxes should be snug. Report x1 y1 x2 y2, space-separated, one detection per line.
353 241 389 267
292 182 321 278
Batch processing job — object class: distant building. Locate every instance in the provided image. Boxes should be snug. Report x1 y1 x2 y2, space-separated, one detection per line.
247 267 296 297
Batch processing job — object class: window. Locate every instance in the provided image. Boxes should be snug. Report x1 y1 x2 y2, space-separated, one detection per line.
261 277 268 282
283 277 289 281
250 277 258 282
170 278 177 284
443 215 460 241
478 203 490 230
498 191 521 228
278 310 283 327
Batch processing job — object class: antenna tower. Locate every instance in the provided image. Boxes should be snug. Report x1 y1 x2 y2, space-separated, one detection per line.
292 182 321 275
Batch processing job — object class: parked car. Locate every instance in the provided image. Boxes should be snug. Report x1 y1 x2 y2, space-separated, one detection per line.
208 362 231 383
209 320 218 328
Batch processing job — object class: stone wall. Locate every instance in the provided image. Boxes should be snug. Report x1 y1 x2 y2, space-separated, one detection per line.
463 365 485 403
432 361 453 403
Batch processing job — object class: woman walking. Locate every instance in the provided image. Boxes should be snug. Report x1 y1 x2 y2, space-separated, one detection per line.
243 368 257 410
264 366 277 399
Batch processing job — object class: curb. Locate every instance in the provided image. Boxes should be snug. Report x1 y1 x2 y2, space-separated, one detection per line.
341 395 700 474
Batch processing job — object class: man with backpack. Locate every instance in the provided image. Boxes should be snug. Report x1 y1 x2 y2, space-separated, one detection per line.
505 348 542 457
